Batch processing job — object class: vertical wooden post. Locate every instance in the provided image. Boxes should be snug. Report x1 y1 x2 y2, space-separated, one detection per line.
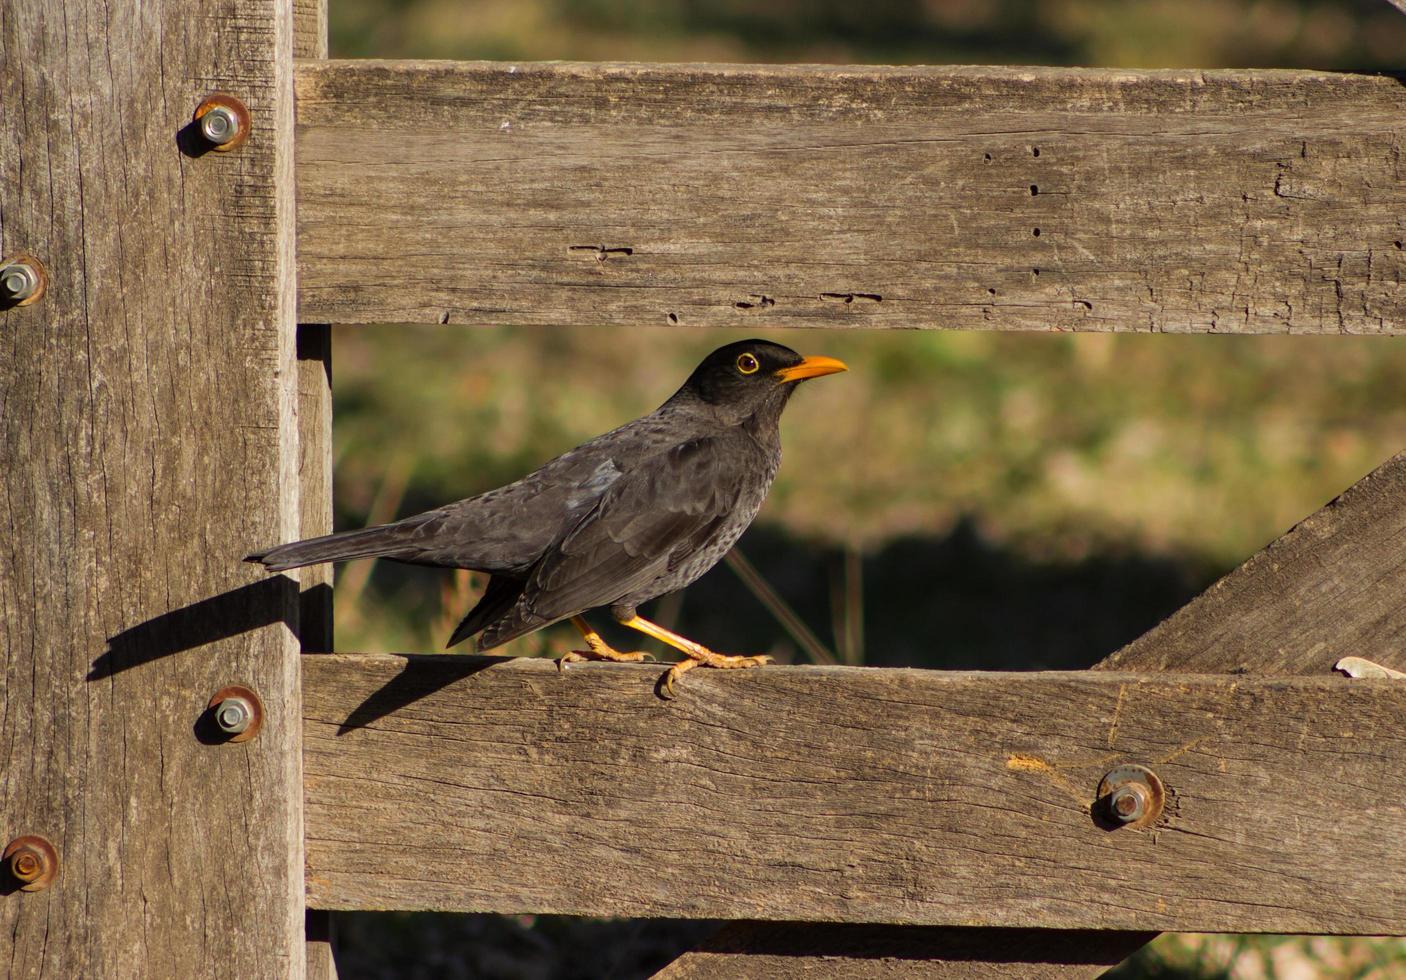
294 1 335 978
1 0 304 976
293 2 332 649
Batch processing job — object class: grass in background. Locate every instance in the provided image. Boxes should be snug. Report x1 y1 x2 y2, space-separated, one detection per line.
329 0 1406 69
1110 934 1406 980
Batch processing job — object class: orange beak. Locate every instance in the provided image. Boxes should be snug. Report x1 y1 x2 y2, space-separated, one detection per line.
774 355 849 383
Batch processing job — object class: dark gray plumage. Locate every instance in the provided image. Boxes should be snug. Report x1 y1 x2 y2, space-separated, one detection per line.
246 340 846 661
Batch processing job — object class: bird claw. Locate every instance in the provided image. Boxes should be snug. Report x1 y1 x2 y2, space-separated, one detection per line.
657 653 774 700
558 647 654 673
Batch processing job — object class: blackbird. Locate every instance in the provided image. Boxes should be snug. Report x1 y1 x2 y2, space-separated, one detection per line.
246 339 847 696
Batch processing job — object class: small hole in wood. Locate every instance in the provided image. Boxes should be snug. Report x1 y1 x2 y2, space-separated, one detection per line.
983 153 992 162
1396 241 1404 250
666 313 678 324
988 288 996 296
1030 185 1039 196
1031 146 1040 157
1032 268 1040 277
1032 228 1041 237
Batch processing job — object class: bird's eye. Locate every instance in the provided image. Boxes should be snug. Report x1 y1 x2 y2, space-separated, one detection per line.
736 353 760 375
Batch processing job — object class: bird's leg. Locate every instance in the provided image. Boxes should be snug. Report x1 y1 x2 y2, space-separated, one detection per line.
617 615 772 698
557 615 655 672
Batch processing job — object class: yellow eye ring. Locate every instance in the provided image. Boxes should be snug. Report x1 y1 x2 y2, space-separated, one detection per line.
736 353 760 375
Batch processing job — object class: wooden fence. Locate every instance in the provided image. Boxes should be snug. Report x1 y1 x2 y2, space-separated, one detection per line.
3 0 1403 976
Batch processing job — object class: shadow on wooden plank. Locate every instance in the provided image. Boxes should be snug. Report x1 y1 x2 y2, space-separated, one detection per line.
653 923 1157 978
330 653 504 734
89 576 310 680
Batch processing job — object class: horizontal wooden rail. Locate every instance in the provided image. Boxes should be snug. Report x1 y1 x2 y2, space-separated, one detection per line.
304 655 1406 933
294 61 1406 333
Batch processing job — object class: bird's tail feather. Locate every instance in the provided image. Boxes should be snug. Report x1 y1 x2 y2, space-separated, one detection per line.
245 519 428 572
446 575 525 648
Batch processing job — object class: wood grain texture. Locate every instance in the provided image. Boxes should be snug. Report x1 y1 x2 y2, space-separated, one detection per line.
293 61 1406 333
653 924 1156 980
306 908 339 980
304 658 1406 934
293 0 327 60
295 4 335 975
0 0 304 976
1105 451 1406 675
293 130 334 646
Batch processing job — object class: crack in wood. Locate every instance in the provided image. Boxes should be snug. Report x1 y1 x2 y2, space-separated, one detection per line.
819 292 882 304
568 244 635 261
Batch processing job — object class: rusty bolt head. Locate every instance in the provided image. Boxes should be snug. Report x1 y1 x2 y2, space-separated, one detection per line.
1 262 40 303
1109 782 1151 824
4 836 59 892
12 851 40 881
207 685 263 743
1097 763 1165 830
193 94 250 152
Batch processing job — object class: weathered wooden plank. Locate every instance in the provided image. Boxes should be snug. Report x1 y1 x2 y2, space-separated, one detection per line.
298 338 338 980
1106 450 1406 675
306 908 339 980
652 924 1156 980
304 658 1406 934
295 326 334 659
293 4 334 669
295 4 333 975
0 0 304 976
293 61 1406 334
294 0 327 61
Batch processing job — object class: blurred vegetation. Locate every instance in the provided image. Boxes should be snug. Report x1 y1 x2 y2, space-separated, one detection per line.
1108 934 1406 980
330 0 1406 68
324 1 1406 977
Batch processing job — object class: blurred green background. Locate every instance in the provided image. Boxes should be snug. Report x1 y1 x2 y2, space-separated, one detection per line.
323 2 1406 977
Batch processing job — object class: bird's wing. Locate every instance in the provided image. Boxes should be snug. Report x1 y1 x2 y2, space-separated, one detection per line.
251 411 697 577
365 417 677 575
476 436 743 647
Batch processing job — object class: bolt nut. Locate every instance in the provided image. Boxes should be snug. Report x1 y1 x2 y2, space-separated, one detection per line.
1096 763 1165 830
199 105 239 145
1 264 39 302
1108 782 1151 824
4 836 59 892
0 255 46 306
215 696 253 734
207 685 263 743
193 94 250 152
12 851 40 880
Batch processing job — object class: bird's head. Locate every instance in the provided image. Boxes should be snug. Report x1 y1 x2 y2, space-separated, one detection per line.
675 339 848 423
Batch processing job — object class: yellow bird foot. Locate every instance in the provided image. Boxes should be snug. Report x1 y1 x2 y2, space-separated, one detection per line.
557 645 655 672
659 651 773 699
559 614 656 672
